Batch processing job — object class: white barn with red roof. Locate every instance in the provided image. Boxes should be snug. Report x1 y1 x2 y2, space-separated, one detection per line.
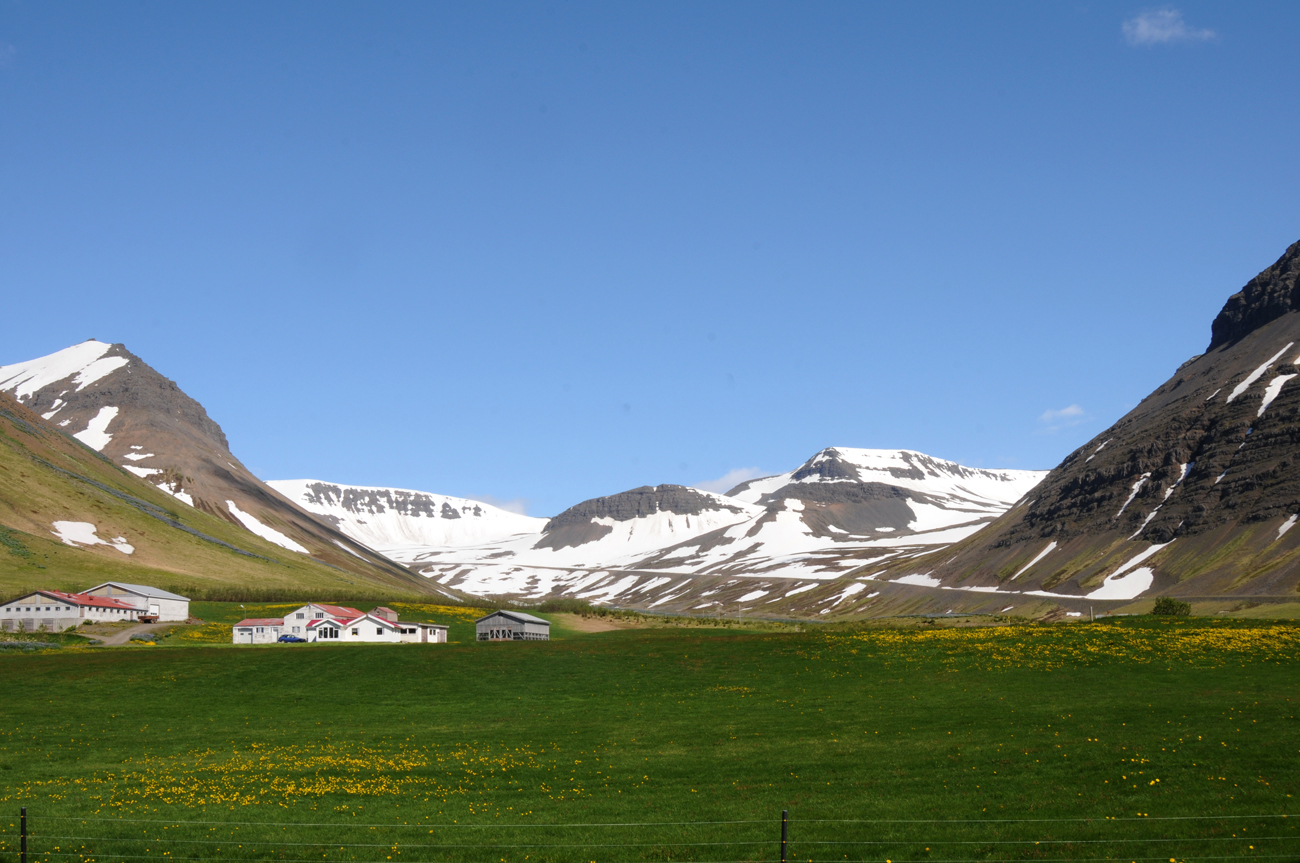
1 589 143 632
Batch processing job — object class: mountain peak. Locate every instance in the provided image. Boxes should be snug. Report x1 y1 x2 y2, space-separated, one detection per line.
1207 238 1300 352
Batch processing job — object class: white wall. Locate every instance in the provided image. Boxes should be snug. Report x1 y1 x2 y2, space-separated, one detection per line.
232 624 282 644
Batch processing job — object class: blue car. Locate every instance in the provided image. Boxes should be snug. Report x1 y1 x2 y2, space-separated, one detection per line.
277 634 306 643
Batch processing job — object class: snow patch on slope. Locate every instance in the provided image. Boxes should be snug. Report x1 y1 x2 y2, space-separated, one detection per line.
1011 541 1058 579
1085 543 1169 600
1258 374 1297 417
50 521 134 554
73 406 119 451
1227 343 1294 403
226 501 309 554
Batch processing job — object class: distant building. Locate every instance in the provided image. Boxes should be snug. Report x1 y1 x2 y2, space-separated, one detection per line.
232 618 284 644
233 603 448 645
1 589 142 632
475 610 550 642
281 602 365 638
81 582 190 621
305 612 446 644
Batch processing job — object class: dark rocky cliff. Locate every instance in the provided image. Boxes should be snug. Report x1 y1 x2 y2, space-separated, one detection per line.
905 238 1300 599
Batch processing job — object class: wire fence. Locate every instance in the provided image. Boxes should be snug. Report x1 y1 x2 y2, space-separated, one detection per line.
2 808 1294 863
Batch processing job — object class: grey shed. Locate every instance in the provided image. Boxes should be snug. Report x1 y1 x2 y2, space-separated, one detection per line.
475 610 550 642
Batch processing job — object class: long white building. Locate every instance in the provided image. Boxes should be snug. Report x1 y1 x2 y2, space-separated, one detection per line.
0 589 144 632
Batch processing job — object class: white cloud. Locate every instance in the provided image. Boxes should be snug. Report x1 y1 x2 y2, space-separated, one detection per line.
464 494 531 516
694 467 766 494
1039 404 1084 423
1122 8 1216 45
1038 404 1087 433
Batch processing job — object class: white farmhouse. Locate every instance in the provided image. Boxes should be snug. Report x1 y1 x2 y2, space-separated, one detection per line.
81 582 190 621
1 589 142 632
305 611 446 644
280 603 365 638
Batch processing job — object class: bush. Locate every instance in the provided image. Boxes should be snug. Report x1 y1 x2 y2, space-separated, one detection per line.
1151 596 1191 616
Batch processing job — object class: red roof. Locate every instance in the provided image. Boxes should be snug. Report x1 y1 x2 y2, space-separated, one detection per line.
39 589 139 610
314 604 363 618
234 618 284 627
306 613 392 628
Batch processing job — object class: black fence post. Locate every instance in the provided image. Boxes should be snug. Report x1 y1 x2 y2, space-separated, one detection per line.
20 806 27 863
781 809 788 863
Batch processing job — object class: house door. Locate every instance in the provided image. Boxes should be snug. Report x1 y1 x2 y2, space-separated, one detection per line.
149 603 160 617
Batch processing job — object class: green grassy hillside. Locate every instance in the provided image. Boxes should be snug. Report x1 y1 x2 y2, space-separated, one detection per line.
0 395 434 600
0 617 1294 862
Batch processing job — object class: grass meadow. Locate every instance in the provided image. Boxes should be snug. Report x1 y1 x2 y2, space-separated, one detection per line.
0 613 1296 863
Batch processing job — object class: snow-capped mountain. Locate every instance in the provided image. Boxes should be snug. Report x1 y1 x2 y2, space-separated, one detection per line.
0 340 424 588
341 450 1046 610
729 447 1044 535
899 237 1300 603
267 480 547 550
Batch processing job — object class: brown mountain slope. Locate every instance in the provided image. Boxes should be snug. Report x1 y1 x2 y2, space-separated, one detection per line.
0 391 435 597
0 341 427 588
884 239 1300 601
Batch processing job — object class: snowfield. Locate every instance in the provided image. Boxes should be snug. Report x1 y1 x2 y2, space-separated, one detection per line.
0 340 129 401
268 479 548 550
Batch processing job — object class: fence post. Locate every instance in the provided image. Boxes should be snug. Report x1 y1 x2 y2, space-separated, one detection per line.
781 809 788 863
20 806 27 863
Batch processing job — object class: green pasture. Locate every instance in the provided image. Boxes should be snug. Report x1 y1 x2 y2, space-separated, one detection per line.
0 616 1296 863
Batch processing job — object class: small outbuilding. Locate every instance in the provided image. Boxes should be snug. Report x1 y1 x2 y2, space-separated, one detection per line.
476 610 550 642
232 618 284 644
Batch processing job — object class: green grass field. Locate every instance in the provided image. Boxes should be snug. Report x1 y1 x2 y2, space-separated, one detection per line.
0 615 1296 863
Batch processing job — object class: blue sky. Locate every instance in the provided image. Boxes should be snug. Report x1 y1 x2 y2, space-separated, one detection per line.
2 2 1298 516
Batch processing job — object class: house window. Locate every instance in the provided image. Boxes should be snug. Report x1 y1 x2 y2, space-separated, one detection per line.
292 626 300 634
352 628 359 636
296 613 305 619
376 627 383 635
315 613 325 619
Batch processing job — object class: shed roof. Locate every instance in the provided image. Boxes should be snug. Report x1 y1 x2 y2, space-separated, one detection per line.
234 618 285 627
475 609 550 626
83 582 190 601
36 589 139 610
